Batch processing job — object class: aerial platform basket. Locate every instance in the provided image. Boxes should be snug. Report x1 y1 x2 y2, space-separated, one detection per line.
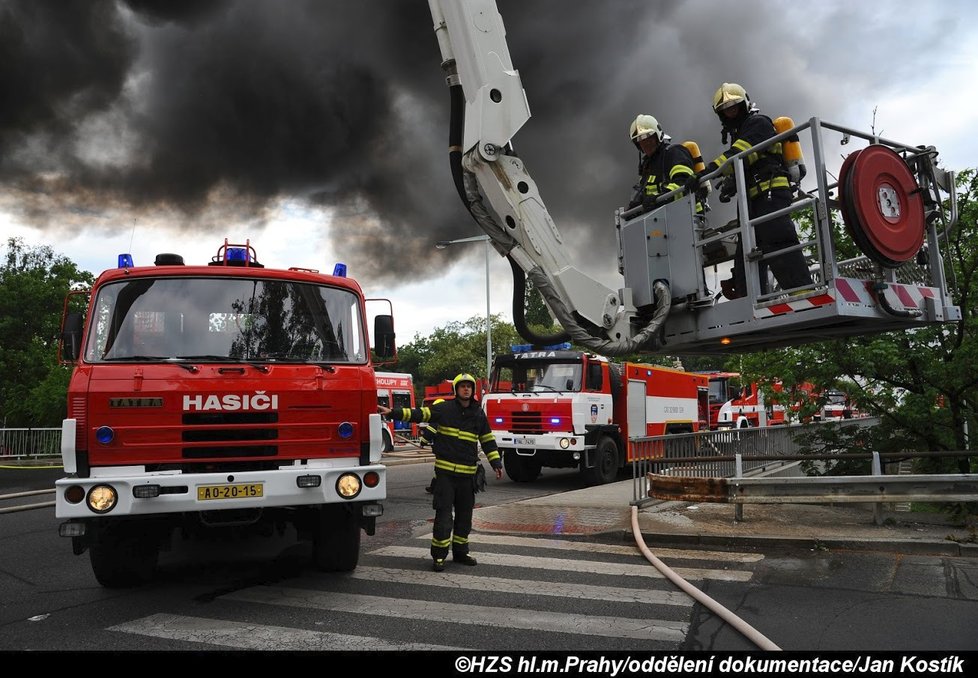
617 117 961 355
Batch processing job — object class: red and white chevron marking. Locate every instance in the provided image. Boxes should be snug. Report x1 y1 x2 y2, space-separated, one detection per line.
754 278 936 318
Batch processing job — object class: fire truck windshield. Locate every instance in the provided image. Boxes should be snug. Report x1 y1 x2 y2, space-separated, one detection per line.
495 360 583 393
85 277 366 364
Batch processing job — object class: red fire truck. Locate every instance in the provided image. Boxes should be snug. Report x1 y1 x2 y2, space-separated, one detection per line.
55 240 393 587
375 371 417 450
704 372 790 430
483 347 709 485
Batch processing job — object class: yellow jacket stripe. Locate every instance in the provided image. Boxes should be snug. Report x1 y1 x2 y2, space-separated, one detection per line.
434 459 480 474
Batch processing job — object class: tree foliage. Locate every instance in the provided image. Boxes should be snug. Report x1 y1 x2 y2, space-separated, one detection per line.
394 314 521 399
736 170 977 475
0 238 93 426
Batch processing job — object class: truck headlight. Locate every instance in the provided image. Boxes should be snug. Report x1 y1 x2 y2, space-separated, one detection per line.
558 438 570 449
87 485 118 513
336 473 362 499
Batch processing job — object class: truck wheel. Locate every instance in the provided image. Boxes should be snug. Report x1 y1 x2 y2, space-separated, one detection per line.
738 418 750 429
89 524 159 588
583 437 619 486
313 505 361 572
503 449 541 482
382 429 394 453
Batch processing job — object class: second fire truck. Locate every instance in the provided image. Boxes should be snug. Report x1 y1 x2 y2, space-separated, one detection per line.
483 347 709 485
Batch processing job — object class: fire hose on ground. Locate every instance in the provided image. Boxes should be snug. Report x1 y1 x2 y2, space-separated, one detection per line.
629 505 781 651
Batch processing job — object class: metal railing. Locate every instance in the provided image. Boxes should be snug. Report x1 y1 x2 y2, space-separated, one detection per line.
628 417 978 524
0 428 62 461
629 418 882 504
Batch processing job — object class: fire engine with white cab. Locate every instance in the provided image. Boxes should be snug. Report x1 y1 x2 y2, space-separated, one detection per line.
484 345 708 485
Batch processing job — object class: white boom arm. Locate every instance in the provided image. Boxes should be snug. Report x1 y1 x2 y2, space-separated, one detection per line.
428 0 665 353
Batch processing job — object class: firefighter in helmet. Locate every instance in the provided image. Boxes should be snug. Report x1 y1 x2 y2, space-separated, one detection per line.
420 399 445 494
378 373 502 572
691 83 812 299
627 114 702 215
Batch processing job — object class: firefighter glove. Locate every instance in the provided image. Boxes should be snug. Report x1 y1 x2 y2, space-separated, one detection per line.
718 176 736 203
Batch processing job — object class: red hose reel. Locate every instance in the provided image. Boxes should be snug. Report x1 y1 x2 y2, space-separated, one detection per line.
838 144 925 268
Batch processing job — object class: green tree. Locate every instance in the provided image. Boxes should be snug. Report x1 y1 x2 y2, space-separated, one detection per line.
394 314 521 400
0 238 93 426
737 170 977 476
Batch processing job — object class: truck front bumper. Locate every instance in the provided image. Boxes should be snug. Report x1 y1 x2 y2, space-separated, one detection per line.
55 463 386 519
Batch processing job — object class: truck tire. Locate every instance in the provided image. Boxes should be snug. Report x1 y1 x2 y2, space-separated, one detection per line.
89 524 159 588
738 418 750 429
503 449 542 482
583 437 619 486
313 505 361 572
382 428 394 453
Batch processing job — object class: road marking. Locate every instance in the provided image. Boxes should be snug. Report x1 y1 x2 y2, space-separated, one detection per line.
370 545 753 582
221 587 689 642
410 532 764 563
109 612 462 651
347 566 691 606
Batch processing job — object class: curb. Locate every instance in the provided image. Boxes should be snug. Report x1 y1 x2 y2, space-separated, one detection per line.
590 527 978 557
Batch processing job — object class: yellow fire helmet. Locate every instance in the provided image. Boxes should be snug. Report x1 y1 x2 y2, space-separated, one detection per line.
712 83 749 113
452 373 477 392
433 399 445 405
628 114 664 146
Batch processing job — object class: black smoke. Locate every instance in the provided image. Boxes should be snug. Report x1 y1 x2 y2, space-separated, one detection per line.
0 0 966 284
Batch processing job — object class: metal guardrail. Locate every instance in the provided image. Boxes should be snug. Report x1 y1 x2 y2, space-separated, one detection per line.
0 428 62 461
628 417 882 504
628 417 978 523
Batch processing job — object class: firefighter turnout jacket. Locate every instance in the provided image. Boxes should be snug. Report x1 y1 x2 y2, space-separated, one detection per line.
629 142 702 213
390 399 502 475
705 111 790 200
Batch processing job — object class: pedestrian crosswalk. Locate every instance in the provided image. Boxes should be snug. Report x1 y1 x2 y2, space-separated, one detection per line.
108 532 763 651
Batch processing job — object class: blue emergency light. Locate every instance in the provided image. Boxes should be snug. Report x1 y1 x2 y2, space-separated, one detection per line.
226 247 249 263
118 254 134 268
511 341 572 353
333 263 347 277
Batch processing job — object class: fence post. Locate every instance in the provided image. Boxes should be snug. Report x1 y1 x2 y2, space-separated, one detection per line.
734 453 744 522
872 451 883 526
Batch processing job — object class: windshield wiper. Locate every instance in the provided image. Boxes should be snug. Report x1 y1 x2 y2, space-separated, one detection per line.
175 355 269 373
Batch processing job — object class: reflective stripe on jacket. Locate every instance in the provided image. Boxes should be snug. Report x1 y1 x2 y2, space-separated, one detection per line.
706 112 787 196
392 399 501 474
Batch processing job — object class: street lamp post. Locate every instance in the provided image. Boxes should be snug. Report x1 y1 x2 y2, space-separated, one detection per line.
435 234 493 383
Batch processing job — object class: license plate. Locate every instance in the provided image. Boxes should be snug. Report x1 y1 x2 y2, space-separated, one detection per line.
197 483 264 501
514 436 536 445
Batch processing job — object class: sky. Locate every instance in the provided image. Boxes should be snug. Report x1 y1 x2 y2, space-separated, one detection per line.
3 0 977 347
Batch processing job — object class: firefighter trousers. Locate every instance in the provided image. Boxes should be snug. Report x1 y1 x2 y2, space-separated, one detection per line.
730 190 812 296
430 471 476 561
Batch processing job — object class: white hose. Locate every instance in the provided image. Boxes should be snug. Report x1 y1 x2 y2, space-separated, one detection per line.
630 505 781 651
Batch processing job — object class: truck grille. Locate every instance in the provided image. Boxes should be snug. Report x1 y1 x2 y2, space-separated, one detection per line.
181 411 279 458
510 411 545 435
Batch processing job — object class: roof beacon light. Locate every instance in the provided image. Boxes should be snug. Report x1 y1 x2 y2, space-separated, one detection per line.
118 254 134 269
333 263 347 277
226 247 249 263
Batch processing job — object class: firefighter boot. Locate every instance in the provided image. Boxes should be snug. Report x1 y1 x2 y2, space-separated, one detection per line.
453 554 478 566
433 558 446 572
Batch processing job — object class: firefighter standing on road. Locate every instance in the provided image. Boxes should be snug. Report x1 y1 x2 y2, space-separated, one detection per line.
378 373 502 572
691 83 812 299
627 114 703 215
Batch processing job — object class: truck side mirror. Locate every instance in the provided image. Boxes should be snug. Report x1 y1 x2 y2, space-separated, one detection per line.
373 314 396 359
586 364 603 390
61 311 84 362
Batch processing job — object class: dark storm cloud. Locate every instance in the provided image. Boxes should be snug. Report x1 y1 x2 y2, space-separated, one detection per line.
0 0 968 284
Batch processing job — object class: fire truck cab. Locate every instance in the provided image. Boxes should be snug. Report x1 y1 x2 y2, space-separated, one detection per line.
55 240 394 587
484 346 708 485
375 371 417 451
